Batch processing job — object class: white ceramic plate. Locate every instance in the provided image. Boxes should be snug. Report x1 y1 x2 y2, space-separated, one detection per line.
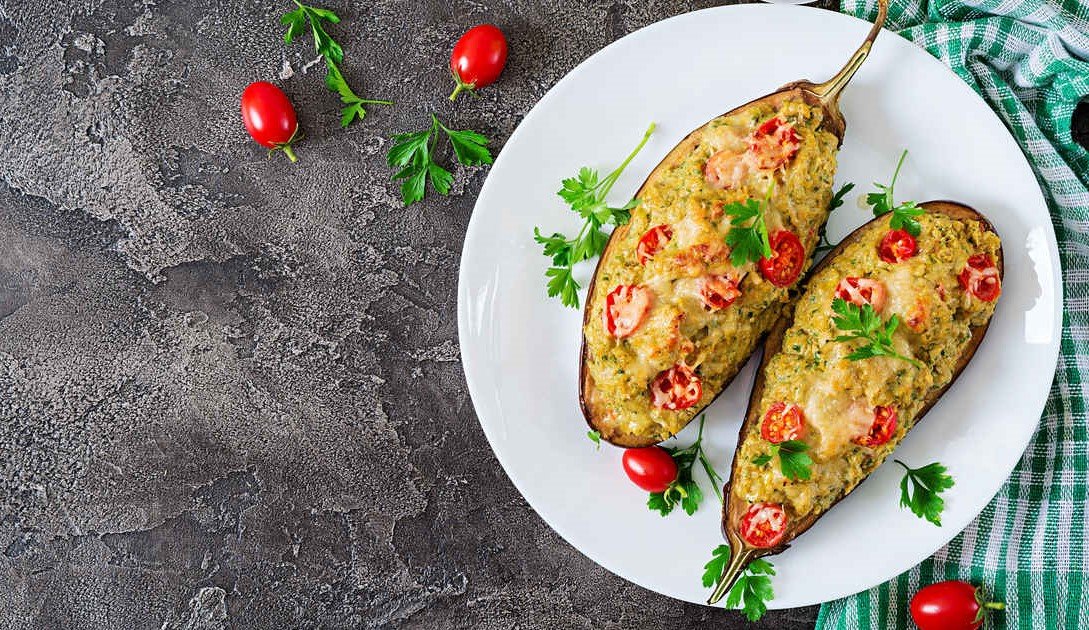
457 5 1061 608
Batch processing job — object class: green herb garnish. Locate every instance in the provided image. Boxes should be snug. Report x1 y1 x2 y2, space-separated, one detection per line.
586 430 601 449
281 2 392 127
831 298 923 368
386 115 493 206
866 149 925 236
815 181 855 254
752 439 813 481
703 546 775 621
896 459 955 526
534 123 655 308
648 415 723 516
723 185 774 267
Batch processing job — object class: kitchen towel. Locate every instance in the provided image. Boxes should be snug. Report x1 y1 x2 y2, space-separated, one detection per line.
818 0 1089 628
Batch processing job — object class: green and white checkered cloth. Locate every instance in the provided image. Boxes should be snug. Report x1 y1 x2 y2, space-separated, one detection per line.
817 0 1089 627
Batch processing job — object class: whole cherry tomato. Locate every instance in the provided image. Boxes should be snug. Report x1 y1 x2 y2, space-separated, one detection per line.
910 581 1004 630
449 24 508 101
622 446 678 493
241 81 300 162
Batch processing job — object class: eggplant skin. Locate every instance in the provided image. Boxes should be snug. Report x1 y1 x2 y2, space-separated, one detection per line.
721 200 1003 558
579 88 843 448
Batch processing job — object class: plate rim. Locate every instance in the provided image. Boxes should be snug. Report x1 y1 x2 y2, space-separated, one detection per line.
457 2 1063 608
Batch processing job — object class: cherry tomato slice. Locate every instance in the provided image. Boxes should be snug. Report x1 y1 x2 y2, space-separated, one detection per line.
650 364 702 410
760 402 806 444
758 230 805 287
241 81 300 162
636 225 673 265
603 284 654 339
739 502 788 548
853 405 898 448
878 229 918 263
835 277 888 311
957 253 1001 302
697 275 741 311
910 580 1004 630
449 24 508 100
749 117 801 170
622 447 678 493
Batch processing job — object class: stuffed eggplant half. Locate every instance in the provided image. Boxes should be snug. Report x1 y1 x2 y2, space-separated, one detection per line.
709 201 1003 602
578 0 891 447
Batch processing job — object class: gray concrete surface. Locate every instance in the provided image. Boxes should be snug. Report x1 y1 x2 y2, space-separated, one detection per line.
0 1 836 628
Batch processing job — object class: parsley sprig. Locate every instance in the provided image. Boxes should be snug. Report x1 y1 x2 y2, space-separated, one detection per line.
648 416 724 516
586 430 601 449
386 115 493 206
752 439 813 481
703 547 775 622
281 2 392 127
866 149 925 236
815 182 855 254
533 123 656 308
896 459 955 526
723 185 774 267
831 298 923 368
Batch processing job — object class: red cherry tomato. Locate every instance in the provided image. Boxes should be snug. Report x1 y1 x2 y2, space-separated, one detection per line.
760 402 806 444
748 117 801 170
836 277 888 311
853 405 898 448
697 274 742 311
649 364 702 410
958 253 1001 302
878 229 918 263
603 284 654 339
637 224 673 265
622 447 678 493
910 581 1005 630
758 230 805 287
241 81 300 163
739 502 788 548
449 24 508 101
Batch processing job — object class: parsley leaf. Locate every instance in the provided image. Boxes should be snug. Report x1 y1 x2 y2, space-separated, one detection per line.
723 557 776 622
815 182 855 254
534 123 655 309
386 115 493 206
586 430 601 449
895 459 955 526
887 200 926 237
831 298 923 368
866 150 925 236
723 189 773 267
647 415 724 516
702 545 731 588
282 2 391 127
752 440 812 481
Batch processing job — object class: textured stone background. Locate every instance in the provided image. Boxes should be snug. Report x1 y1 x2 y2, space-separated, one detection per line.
0 1 839 628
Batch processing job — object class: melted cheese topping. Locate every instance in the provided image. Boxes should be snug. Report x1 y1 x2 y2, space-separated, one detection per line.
583 99 839 443
733 213 1001 517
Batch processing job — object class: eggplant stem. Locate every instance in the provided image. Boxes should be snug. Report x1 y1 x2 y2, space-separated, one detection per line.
707 547 756 605
811 0 888 105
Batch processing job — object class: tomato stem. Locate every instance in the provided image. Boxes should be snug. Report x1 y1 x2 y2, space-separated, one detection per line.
983 601 1005 610
281 145 298 163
